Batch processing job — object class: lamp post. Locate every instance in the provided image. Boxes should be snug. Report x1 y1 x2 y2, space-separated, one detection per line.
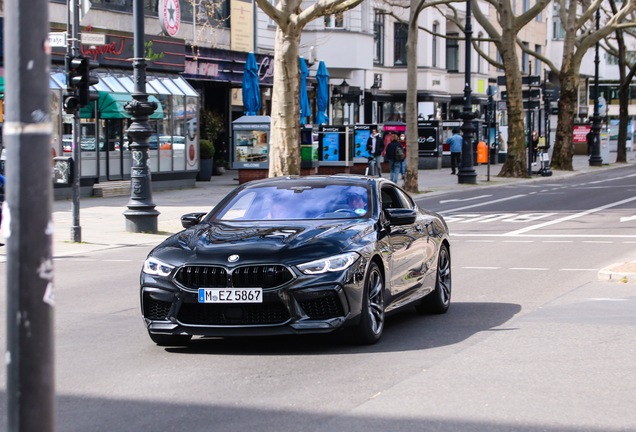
458 0 477 184
589 7 603 166
123 0 160 232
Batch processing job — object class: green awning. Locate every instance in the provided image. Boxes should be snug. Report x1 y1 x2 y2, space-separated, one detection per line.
80 92 163 119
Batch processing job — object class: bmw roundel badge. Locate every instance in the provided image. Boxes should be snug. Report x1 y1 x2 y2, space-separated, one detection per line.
228 254 239 262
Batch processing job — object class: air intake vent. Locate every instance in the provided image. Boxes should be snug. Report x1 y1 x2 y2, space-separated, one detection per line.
177 302 290 325
299 292 344 319
232 265 293 289
175 266 228 289
144 296 172 320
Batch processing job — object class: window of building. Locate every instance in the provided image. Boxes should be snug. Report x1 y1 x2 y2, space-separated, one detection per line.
374 10 385 65
523 0 530 12
522 41 529 74
534 45 542 75
325 14 344 28
446 33 459 72
477 32 483 73
496 48 504 71
394 22 408 65
552 3 565 40
432 23 438 67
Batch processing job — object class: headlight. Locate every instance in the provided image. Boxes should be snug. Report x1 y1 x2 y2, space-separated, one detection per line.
143 257 175 277
297 252 359 275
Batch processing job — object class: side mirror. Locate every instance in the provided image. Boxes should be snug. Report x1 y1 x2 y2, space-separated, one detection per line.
181 212 207 229
385 208 417 226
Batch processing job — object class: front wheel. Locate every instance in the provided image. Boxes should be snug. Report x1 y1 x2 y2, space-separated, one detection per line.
148 331 192 347
416 243 451 314
351 262 385 345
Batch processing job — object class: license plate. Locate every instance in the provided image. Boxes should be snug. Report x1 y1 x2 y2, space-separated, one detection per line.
198 288 262 303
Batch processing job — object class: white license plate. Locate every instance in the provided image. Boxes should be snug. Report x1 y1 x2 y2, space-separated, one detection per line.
198 288 262 303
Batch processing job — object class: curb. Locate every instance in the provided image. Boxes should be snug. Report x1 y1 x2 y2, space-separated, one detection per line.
598 262 636 284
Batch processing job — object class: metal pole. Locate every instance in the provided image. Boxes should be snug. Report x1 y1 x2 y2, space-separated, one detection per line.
4 0 55 428
589 7 603 166
458 0 477 184
487 94 491 182
123 0 160 232
70 0 81 242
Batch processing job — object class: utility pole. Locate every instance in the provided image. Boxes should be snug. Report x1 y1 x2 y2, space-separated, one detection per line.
4 0 55 431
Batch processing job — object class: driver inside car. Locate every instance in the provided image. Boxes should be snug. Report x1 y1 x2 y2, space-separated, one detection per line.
347 194 367 213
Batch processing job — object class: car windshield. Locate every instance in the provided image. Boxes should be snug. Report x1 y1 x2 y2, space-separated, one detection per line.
215 184 370 221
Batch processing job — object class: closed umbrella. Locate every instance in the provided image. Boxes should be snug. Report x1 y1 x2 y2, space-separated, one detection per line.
316 61 329 125
299 57 311 125
242 52 261 116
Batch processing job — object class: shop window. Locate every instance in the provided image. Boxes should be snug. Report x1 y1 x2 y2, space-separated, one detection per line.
394 22 408 65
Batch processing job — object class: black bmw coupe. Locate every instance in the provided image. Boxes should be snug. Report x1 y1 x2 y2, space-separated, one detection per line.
141 175 451 345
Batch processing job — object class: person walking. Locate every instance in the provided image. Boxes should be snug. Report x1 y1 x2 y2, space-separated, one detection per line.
446 128 463 175
366 128 384 177
399 133 407 180
385 134 402 183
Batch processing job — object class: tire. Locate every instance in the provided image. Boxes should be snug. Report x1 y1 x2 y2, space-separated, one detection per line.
148 331 192 347
351 262 385 345
416 243 451 315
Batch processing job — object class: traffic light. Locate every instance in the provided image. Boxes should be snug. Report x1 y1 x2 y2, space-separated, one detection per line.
66 56 99 107
63 93 80 114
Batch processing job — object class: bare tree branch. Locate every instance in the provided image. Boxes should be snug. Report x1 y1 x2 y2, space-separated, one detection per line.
471 0 502 41
515 0 551 30
295 0 365 28
516 38 558 71
472 39 504 69
254 0 287 27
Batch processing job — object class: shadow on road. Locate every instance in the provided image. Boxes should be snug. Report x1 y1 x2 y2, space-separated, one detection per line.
165 301 522 356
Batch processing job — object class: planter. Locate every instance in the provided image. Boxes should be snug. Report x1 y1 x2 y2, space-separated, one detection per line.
213 165 226 176
197 159 214 181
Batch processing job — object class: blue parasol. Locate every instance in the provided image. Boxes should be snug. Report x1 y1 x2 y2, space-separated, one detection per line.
242 52 261 116
299 57 312 125
316 61 329 125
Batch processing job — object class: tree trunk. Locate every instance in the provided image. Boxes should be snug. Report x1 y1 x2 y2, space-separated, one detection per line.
497 30 527 177
269 26 302 177
404 2 420 193
551 65 577 170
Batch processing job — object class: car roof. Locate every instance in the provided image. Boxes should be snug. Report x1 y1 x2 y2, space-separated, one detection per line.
242 174 382 188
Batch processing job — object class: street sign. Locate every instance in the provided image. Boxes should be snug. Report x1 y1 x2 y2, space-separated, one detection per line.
501 89 541 100
80 33 106 46
522 75 541 87
497 76 506 86
497 101 507 110
79 0 92 22
523 100 541 110
48 32 67 47
543 86 560 100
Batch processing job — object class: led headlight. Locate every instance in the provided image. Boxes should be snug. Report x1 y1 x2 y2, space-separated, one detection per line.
297 252 359 275
143 257 175 277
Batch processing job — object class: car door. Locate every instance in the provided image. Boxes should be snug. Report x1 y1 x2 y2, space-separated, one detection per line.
381 185 426 301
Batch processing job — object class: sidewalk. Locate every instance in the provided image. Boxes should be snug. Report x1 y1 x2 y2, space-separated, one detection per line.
1 153 635 260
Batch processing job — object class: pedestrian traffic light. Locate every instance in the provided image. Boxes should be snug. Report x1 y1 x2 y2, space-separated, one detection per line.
63 93 80 114
67 56 99 107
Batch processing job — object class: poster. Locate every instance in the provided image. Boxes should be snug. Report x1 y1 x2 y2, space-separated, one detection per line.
354 130 371 158
573 125 590 143
322 133 340 161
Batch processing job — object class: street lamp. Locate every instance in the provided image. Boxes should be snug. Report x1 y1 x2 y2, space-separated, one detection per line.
123 0 160 232
370 83 379 96
340 79 350 95
458 0 477 184
589 7 603 166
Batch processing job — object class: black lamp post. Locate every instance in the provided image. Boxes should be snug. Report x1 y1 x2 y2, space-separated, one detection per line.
340 79 350 95
458 0 477 184
589 7 603 166
123 0 160 232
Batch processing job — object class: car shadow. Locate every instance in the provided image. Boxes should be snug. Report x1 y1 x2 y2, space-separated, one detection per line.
166 301 522 356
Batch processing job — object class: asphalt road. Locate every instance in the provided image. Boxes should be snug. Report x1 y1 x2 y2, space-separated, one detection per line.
1 165 636 431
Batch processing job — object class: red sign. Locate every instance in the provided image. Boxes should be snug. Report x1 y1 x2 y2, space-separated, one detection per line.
160 0 181 37
573 125 590 143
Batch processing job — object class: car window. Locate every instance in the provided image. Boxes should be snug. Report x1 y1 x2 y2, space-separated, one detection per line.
395 188 414 209
380 186 405 210
215 184 371 221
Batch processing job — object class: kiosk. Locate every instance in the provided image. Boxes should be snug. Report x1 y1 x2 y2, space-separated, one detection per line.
301 125 319 174
232 115 271 184
418 120 442 169
317 125 353 175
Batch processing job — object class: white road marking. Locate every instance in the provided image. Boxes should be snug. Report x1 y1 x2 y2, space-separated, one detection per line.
620 215 636 222
463 267 500 269
466 240 496 242
543 240 573 243
588 173 636 184
588 298 629 302
104 259 133 262
503 240 534 243
623 241 636 244
504 196 636 236
510 267 549 271
440 195 492 204
560 268 598 271
582 241 613 244
438 194 526 214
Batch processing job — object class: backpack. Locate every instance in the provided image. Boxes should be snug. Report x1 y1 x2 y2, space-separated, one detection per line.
394 144 405 162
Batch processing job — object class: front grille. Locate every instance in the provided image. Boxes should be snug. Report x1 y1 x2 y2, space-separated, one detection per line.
144 297 172 320
232 265 294 289
175 266 228 288
299 292 344 319
177 302 290 325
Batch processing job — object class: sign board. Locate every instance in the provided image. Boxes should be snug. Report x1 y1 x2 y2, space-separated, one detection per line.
417 120 439 156
230 0 254 52
48 32 67 48
159 0 181 37
523 100 541 110
497 101 507 111
598 96 607 116
501 89 541 100
573 125 590 143
497 75 541 87
80 33 106 46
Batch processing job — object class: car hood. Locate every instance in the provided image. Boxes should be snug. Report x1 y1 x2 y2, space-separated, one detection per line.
152 219 376 267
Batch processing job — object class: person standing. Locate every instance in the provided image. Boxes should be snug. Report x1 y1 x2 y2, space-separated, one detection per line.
385 134 402 183
531 130 539 163
366 128 384 177
446 128 463 175
399 133 407 180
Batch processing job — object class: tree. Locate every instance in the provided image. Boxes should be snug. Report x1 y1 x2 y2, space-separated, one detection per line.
254 0 365 177
601 1 636 163
549 0 635 170
468 0 551 177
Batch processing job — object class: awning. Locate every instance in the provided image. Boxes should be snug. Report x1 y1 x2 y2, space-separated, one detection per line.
80 92 163 119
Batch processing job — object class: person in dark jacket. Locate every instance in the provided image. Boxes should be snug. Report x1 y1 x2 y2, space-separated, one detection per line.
366 129 384 177
385 134 402 183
